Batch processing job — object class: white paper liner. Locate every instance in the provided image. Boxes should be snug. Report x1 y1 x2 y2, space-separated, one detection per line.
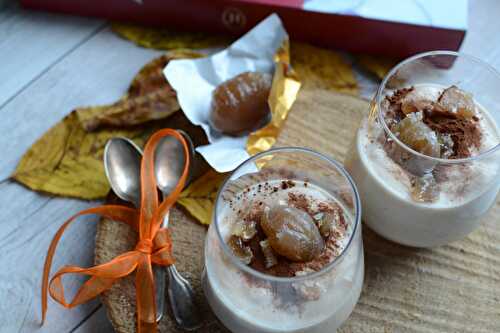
164 14 287 172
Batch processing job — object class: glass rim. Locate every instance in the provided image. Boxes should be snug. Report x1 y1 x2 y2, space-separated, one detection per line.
376 50 500 164
212 146 362 283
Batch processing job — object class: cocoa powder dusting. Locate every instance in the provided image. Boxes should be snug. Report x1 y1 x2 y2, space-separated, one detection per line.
422 107 482 158
384 87 414 124
242 188 346 278
287 192 310 212
384 86 482 159
281 179 296 190
226 178 348 281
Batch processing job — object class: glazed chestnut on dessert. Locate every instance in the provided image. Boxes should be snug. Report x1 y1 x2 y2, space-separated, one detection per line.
203 148 364 333
261 205 325 262
210 71 272 136
344 51 500 247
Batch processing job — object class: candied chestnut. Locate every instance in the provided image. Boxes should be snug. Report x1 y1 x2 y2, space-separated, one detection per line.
210 71 272 136
231 219 257 241
261 206 324 262
438 86 475 119
314 211 340 237
401 99 434 115
227 235 253 265
393 112 440 158
259 239 278 268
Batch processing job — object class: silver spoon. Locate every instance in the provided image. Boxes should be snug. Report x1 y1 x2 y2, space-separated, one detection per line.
103 138 142 208
154 131 202 330
104 138 180 325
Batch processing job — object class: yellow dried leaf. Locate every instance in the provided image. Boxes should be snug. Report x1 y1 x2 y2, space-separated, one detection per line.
356 55 398 80
291 42 358 95
110 25 358 95
13 113 148 199
77 52 202 131
112 23 229 50
177 170 228 225
77 91 179 132
13 112 207 200
12 53 204 200
110 25 359 95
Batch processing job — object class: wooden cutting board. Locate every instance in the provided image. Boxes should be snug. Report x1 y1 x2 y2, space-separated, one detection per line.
95 89 500 333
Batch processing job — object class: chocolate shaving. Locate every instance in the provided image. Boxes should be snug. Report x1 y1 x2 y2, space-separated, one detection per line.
422 106 482 158
387 86 415 105
384 87 414 124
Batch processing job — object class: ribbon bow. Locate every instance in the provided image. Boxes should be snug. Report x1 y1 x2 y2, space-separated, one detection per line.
41 129 189 333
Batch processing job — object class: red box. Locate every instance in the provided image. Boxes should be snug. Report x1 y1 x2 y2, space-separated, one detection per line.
21 0 467 59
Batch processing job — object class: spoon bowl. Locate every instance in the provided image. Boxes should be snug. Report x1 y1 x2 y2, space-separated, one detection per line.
104 138 142 208
154 130 195 193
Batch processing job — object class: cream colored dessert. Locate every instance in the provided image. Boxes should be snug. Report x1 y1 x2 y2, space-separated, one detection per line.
346 84 500 247
203 179 364 333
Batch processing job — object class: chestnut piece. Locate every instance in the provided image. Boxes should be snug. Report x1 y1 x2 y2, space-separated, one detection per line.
210 71 272 136
261 205 325 262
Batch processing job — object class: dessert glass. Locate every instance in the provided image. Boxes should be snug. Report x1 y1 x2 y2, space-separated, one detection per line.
202 147 364 333
346 51 500 247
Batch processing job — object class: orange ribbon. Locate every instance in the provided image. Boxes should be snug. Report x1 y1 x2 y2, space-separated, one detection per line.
41 129 190 333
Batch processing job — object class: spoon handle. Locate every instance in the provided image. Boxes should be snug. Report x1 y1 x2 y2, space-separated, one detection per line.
156 211 203 329
155 212 169 322
166 265 203 331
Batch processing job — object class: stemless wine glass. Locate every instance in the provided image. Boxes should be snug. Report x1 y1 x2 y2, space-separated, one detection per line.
202 147 364 333
345 51 500 247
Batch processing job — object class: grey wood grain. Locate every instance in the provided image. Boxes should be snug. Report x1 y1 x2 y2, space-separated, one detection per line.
0 2 105 109
0 26 162 181
0 181 99 333
0 20 160 333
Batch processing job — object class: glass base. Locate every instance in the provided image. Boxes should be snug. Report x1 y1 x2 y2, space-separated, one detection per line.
202 260 364 333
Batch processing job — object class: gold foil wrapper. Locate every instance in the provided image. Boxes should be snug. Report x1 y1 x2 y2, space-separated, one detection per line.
246 39 301 156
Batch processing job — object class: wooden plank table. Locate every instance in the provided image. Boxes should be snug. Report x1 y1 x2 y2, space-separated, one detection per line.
0 0 499 332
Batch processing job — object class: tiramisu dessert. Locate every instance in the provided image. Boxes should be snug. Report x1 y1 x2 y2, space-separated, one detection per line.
346 82 500 247
203 149 364 333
